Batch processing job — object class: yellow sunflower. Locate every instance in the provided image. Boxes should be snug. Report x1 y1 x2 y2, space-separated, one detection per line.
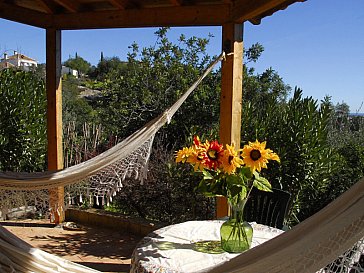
187 148 206 171
241 140 280 172
220 144 244 174
175 147 194 163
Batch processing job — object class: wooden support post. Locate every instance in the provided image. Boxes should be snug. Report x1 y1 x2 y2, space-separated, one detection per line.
217 23 243 218
46 28 65 224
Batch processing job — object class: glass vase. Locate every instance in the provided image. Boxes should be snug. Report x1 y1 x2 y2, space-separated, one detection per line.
220 199 253 253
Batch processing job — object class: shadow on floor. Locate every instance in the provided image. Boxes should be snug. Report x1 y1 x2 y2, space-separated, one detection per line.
4 221 143 273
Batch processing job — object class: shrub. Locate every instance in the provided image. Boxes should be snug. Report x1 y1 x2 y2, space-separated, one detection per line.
241 89 334 224
319 103 364 210
0 69 47 172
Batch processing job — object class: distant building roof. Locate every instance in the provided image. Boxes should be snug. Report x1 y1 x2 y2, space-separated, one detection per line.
0 61 16 69
0 52 38 71
7 53 37 62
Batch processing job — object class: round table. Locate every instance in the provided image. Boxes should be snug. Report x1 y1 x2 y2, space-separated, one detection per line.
130 220 284 273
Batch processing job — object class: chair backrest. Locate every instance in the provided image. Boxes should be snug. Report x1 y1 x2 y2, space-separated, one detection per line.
244 188 291 229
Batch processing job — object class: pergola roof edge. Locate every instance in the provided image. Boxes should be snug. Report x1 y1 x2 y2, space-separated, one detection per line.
51 5 232 30
0 0 305 29
245 0 306 25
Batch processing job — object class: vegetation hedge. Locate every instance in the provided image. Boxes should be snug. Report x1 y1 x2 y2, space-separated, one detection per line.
0 69 46 172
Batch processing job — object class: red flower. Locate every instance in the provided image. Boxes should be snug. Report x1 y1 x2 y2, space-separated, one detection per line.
203 140 224 170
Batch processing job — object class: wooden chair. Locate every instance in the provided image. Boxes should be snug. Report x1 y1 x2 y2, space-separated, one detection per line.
245 188 291 229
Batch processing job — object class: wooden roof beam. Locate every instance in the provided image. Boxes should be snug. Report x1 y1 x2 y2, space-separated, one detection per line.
53 0 80 13
0 2 50 28
108 0 140 10
37 0 61 14
232 0 303 23
169 0 184 6
52 4 231 29
108 0 128 9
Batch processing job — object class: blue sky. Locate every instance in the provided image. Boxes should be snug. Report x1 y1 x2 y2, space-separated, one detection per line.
1 0 363 112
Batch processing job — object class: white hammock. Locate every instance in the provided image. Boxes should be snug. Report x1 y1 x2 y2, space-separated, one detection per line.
0 178 363 273
0 53 224 192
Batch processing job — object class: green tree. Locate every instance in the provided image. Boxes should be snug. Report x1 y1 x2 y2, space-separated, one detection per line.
243 66 291 105
95 27 220 146
64 55 91 76
89 56 127 81
245 43 264 64
0 69 47 172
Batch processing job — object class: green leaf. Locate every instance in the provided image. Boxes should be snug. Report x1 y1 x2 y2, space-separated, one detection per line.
237 167 253 179
196 179 208 193
229 185 242 198
239 186 248 199
226 174 241 186
202 170 214 180
253 173 272 192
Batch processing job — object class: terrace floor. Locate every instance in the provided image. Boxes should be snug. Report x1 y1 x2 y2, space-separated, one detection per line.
3 219 143 273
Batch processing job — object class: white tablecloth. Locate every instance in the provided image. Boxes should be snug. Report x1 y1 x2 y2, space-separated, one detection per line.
130 220 284 273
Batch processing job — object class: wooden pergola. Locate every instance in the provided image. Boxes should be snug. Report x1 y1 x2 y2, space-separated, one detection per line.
0 0 305 223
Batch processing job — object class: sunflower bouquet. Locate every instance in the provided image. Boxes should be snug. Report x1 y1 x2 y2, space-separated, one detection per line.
175 136 280 252
175 136 280 205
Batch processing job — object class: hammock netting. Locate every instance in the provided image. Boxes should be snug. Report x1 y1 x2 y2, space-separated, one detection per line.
0 53 363 272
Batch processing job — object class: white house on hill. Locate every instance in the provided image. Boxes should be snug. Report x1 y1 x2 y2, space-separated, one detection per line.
62 66 79 78
0 51 38 71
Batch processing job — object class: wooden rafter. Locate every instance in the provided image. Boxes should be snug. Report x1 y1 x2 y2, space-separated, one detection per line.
53 0 80 13
52 4 230 29
36 0 60 14
108 0 128 9
0 2 50 28
169 0 184 6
